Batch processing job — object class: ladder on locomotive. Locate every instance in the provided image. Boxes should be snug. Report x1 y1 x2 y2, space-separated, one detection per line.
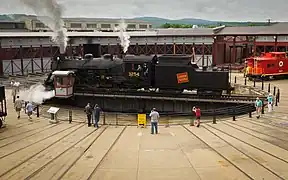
253 58 257 74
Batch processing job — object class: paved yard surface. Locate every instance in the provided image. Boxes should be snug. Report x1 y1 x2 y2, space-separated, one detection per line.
0 73 287 180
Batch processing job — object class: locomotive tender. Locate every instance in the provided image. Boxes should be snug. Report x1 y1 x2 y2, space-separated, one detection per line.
44 54 233 98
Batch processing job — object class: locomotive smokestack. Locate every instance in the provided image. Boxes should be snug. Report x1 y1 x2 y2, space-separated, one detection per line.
118 49 126 59
59 54 66 61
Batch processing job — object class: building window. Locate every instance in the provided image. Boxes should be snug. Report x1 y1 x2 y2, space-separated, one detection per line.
139 24 147 29
114 24 119 27
127 24 136 29
0 23 15 29
267 64 275 68
15 23 25 29
36 23 45 28
70 23 82 28
101 24 111 28
149 25 152 28
87 24 97 28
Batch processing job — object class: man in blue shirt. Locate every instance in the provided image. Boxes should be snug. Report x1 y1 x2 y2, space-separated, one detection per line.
267 93 273 113
255 97 263 119
26 101 33 120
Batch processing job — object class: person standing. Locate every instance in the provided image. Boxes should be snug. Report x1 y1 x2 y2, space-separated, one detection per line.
26 101 33 120
94 104 101 128
149 108 160 134
267 93 273 113
11 87 17 103
14 96 22 119
192 106 201 127
84 103 93 127
255 97 263 119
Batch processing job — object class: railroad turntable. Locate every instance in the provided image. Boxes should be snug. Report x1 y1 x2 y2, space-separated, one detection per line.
42 53 264 116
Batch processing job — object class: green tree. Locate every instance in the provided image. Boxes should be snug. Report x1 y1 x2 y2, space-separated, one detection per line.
160 23 193 28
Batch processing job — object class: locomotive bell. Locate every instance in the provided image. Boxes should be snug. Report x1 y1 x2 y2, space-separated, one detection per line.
103 54 114 60
84 54 94 60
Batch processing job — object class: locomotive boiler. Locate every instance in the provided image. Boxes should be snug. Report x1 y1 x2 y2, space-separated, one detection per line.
44 53 233 98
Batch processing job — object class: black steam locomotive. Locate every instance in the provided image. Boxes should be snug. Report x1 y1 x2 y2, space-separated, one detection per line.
44 54 233 96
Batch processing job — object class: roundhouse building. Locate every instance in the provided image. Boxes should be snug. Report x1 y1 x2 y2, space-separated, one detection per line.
0 22 288 76
6 15 152 32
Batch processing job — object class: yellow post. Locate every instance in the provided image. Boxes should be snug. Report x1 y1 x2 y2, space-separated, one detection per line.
137 114 147 128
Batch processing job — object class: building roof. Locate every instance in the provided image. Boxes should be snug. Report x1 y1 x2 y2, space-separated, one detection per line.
215 22 288 35
62 17 149 24
0 31 157 37
1 22 288 37
0 28 214 38
0 20 25 23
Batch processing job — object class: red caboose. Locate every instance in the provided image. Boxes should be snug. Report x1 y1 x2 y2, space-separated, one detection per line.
245 52 288 80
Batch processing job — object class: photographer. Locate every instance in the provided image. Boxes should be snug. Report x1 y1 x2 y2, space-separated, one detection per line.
192 106 201 127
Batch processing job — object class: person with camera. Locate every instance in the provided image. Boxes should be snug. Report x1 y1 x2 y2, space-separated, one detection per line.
192 106 201 127
149 108 160 134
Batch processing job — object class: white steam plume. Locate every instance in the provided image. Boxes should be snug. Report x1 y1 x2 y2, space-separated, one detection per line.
20 0 68 54
114 19 130 53
18 83 55 104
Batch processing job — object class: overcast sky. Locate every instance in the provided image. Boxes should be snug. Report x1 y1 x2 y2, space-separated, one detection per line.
0 0 287 21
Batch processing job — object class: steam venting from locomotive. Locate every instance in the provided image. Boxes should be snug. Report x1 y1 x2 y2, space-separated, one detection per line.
114 19 130 53
18 83 55 104
20 0 68 54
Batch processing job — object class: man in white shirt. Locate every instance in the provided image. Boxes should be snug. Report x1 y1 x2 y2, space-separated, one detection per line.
149 108 160 134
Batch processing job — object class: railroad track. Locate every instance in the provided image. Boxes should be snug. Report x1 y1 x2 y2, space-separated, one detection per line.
222 120 288 150
0 123 83 178
181 125 253 179
23 126 127 180
182 124 288 180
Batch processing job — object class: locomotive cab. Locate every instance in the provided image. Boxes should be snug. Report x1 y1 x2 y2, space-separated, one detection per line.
52 71 75 98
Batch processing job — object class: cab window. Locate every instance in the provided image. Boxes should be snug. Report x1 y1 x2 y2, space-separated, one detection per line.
56 77 63 86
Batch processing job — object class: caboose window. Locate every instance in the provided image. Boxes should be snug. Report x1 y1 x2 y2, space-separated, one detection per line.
56 77 63 86
267 64 271 68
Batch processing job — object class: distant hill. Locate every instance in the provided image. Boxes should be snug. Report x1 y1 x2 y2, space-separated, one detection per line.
0 14 269 28
131 17 216 27
131 17 270 27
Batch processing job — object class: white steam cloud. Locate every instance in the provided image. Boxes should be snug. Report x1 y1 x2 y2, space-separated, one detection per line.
20 0 68 54
114 19 130 53
18 84 55 104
